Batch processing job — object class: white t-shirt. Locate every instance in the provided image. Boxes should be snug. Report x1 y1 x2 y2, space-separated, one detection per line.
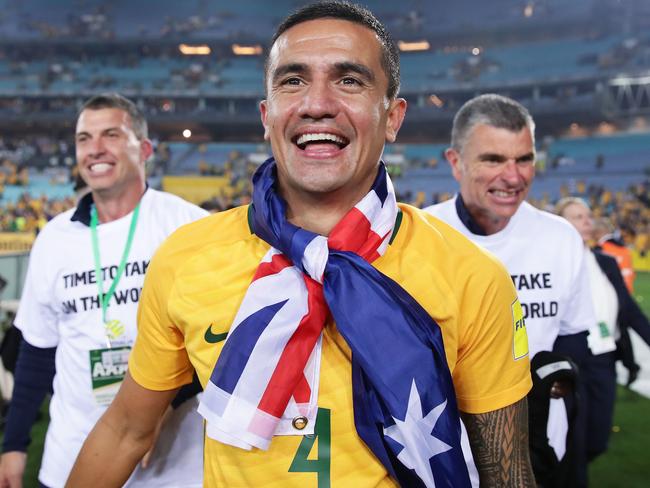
15 188 208 488
425 198 594 359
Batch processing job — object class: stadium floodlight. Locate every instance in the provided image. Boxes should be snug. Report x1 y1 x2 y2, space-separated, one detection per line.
524 3 534 17
232 44 263 56
397 40 430 52
429 94 444 108
610 75 650 86
179 44 212 55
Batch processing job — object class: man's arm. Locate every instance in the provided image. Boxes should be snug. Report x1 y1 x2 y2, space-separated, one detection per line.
66 372 178 488
461 397 535 488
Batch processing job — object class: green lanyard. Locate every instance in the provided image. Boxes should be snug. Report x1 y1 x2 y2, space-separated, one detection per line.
90 202 141 344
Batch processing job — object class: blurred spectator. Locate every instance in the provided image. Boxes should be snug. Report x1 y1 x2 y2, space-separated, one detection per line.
594 216 636 292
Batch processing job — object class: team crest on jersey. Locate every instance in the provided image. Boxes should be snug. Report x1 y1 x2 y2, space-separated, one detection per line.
512 298 529 360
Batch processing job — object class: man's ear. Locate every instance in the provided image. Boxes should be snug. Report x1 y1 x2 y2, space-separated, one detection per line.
445 147 463 183
260 100 270 141
140 138 154 163
385 98 407 143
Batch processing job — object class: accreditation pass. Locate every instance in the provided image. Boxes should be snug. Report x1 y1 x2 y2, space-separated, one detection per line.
89 346 131 406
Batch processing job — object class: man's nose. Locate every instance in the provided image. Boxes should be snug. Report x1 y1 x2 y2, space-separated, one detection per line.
86 138 106 157
297 79 338 120
501 159 522 183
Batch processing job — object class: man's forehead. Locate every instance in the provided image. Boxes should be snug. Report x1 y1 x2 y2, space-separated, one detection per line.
76 107 131 132
268 18 381 64
467 124 533 148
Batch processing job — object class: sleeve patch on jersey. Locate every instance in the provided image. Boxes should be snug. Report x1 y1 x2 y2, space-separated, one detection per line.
512 298 529 360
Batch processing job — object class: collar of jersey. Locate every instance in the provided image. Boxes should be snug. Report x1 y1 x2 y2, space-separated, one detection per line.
246 204 403 245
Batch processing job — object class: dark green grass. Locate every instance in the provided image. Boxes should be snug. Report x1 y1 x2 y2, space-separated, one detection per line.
6 274 650 487
590 387 650 487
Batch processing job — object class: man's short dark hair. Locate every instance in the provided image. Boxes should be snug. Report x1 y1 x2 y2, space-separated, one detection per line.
265 1 400 99
451 94 535 152
79 93 148 140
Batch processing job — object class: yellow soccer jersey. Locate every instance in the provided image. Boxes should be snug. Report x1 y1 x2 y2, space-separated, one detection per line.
130 204 531 488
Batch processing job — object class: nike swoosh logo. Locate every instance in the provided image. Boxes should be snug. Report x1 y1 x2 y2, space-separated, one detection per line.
204 324 228 344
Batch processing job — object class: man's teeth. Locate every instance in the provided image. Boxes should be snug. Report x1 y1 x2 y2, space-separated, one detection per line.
296 133 346 147
89 163 112 172
492 190 518 197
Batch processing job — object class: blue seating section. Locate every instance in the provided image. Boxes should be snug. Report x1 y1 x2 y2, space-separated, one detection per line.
547 133 650 173
2 183 74 204
0 0 597 40
0 32 638 97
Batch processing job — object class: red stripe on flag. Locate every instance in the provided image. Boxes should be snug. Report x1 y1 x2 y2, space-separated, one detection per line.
356 230 387 261
293 373 311 405
257 276 325 417
254 253 293 281
329 208 371 253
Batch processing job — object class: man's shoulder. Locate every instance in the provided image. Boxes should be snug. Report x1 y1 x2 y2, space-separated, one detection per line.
406 203 478 249
516 202 581 238
146 205 258 287
593 249 618 270
155 205 253 259
32 207 78 243
145 189 208 219
398 204 506 272
423 198 455 219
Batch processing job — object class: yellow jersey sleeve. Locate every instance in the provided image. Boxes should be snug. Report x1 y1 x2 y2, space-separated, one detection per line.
129 224 198 391
452 252 531 413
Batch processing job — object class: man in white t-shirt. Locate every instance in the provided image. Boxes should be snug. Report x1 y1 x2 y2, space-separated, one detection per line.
0 93 207 488
425 94 595 487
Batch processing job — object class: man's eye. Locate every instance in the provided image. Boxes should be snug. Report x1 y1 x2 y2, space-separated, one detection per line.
341 77 361 85
283 77 302 86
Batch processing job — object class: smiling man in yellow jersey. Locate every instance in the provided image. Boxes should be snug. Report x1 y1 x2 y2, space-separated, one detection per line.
68 3 534 487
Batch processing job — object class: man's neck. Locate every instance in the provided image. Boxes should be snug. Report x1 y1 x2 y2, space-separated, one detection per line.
283 186 367 236
92 184 145 224
470 211 510 235
458 194 511 235
284 195 350 236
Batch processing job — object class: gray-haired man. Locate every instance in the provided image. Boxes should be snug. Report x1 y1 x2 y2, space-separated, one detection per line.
426 94 596 487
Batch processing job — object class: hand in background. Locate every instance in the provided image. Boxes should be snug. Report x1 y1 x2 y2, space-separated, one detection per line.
0 451 27 488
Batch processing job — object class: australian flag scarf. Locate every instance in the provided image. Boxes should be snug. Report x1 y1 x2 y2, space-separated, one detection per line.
198 158 470 487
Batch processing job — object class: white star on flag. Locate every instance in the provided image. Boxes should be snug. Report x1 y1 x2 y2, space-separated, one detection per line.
383 379 453 488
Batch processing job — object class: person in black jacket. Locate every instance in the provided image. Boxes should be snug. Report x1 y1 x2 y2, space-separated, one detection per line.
557 197 650 461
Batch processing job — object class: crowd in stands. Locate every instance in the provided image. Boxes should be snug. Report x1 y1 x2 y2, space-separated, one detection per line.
0 135 74 168
2 170 648 260
0 193 75 232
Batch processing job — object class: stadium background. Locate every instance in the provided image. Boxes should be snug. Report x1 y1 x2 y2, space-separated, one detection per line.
0 0 649 486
